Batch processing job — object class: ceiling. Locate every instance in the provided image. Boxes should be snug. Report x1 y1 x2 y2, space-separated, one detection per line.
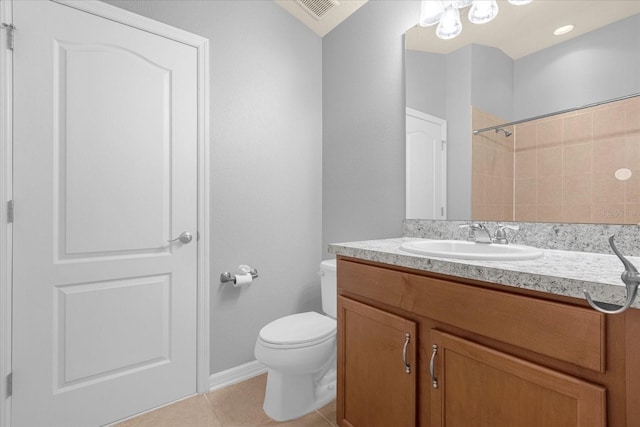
407 0 640 59
274 0 368 37
275 0 640 60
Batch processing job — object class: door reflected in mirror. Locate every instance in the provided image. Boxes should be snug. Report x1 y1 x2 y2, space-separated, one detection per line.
406 108 447 220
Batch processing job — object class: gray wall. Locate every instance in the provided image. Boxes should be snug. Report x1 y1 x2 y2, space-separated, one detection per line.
471 44 513 122
445 46 473 219
405 50 446 118
322 0 420 254
407 14 640 127
514 14 640 120
405 43 513 219
105 0 323 374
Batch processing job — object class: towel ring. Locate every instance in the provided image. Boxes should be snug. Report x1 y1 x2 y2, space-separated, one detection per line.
584 235 640 315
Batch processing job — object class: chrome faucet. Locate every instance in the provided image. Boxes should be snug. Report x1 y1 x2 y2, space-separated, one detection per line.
494 224 520 244
459 223 493 243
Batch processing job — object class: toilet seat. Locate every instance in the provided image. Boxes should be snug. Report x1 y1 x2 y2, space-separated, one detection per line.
259 312 336 348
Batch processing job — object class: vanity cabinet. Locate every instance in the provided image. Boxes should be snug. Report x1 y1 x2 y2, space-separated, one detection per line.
338 296 417 427
336 257 640 427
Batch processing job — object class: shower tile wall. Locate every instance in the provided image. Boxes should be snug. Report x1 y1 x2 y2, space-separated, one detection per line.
471 106 514 221
471 96 640 224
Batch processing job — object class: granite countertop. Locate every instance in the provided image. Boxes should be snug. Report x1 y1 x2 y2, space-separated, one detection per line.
328 237 640 310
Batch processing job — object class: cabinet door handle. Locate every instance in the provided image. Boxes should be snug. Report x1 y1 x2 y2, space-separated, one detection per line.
402 333 411 374
430 344 438 389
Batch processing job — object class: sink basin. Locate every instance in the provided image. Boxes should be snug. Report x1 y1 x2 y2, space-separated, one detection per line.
399 239 544 261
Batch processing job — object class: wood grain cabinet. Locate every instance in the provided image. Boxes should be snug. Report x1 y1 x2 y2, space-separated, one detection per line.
337 296 417 427
429 330 605 427
336 257 640 427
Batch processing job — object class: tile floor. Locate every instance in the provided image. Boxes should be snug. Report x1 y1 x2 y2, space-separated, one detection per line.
115 374 337 427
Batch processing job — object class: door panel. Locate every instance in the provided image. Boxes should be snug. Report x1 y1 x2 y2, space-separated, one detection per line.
338 296 417 427
406 109 447 219
430 330 606 427
12 1 198 425
56 275 170 388
58 41 171 256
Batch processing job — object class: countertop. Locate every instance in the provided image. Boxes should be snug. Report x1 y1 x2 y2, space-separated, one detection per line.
328 237 640 310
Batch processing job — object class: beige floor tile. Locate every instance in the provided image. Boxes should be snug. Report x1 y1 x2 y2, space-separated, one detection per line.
115 375 337 427
115 394 222 427
263 400 337 426
264 411 334 427
206 374 272 426
317 401 337 427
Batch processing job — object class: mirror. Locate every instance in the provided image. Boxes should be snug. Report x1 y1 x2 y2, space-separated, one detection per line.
405 1 640 224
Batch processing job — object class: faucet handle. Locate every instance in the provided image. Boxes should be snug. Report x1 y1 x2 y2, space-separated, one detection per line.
494 223 519 244
459 224 475 241
459 223 487 231
459 223 493 243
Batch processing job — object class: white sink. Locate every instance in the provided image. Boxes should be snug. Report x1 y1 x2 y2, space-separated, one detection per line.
399 239 544 261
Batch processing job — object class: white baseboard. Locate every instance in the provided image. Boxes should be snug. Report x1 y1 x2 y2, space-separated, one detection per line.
208 360 267 392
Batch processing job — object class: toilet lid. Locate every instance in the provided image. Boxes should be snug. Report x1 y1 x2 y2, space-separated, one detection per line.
259 312 336 346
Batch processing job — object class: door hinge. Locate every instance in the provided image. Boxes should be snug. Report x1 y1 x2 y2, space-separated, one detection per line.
6 372 12 397
1 23 15 51
441 207 444 217
441 139 447 150
7 200 14 223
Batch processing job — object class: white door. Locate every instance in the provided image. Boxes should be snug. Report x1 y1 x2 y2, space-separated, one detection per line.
12 1 199 425
406 108 447 219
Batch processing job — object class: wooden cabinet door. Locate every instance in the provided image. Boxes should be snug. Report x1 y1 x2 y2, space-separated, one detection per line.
430 330 606 427
337 296 417 427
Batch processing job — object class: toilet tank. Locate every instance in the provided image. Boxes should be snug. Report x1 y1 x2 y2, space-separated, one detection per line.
319 259 337 318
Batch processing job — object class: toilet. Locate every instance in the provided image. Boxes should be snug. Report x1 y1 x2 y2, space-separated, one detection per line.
254 259 337 422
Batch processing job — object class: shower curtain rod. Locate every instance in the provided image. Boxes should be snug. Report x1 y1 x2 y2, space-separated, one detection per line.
472 92 640 135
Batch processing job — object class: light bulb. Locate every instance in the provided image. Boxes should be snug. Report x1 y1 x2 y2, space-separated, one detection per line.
508 0 533 4
451 0 473 8
468 0 499 24
419 0 444 27
436 6 462 40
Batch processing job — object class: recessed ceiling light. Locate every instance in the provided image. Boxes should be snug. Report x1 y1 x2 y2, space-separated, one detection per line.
554 24 574 36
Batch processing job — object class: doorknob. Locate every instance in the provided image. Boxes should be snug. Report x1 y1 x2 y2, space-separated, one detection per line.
168 231 193 244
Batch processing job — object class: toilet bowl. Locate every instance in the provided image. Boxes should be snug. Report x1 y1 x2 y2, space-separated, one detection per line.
254 259 337 422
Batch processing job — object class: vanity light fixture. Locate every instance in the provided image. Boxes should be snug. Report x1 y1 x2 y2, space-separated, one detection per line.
452 0 474 8
436 5 463 39
420 0 534 40
468 0 499 25
553 24 575 36
420 0 445 27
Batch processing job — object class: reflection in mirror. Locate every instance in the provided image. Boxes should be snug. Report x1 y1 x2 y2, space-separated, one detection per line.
406 108 448 220
405 1 640 224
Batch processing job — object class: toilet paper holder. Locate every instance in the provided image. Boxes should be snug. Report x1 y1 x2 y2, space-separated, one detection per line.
220 266 259 284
